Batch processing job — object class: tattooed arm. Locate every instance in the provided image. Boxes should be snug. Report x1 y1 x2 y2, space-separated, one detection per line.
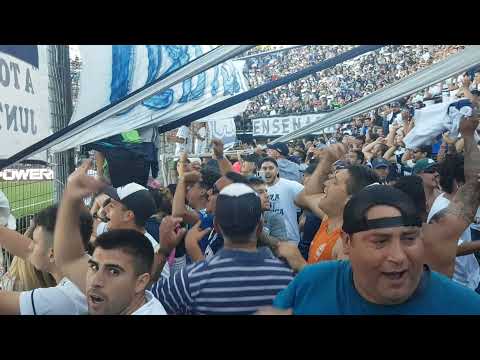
422 114 480 277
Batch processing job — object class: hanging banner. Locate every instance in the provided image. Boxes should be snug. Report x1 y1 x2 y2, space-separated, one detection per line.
252 113 329 137
0 45 50 159
51 45 249 152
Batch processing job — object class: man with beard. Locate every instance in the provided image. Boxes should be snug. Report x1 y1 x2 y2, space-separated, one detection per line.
259 157 304 244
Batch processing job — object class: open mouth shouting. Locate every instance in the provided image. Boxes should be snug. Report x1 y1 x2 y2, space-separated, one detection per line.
88 291 106 311
382 270 407 283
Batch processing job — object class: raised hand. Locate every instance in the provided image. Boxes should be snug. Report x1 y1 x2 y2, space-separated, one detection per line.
65 159 106 201
211 138 224 158
159 216 187 253
182 171 202 185
459 108 480 138
185 221 211 249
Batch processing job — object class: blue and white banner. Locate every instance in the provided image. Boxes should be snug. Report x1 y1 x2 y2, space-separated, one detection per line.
52 45 249 152
0 45 50 159
252 113 329 137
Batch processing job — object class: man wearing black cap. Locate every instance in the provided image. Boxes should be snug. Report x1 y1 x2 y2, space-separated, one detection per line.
265 186 480 314
412 158 442 213
151 183 294 315
267 142 302 183
89 176 170 281
371 158 391 184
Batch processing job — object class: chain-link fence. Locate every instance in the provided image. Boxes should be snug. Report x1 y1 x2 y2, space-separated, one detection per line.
1 45 74 274
0 46 73 236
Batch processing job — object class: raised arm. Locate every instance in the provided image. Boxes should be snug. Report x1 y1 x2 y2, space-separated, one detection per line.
185 222 211 262
54 160 105 293
294 192 327 219
383 145 397 162
211 139 233 175
0 226 32 261
457 241 480 256
386 124 398 148
151 216 187 281
172 171 201 226
304 143 346 195
422 112 480 276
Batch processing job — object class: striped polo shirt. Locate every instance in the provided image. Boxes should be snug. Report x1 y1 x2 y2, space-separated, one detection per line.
150 247 294 315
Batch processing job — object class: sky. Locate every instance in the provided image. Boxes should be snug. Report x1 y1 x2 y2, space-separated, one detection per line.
69 45 80 59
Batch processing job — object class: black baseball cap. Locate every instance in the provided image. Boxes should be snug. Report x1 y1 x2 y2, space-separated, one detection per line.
342 185 422 235
103 182 157 224
371 158 390 169
241 153 260 164
215 183 262 236
267 142 289 157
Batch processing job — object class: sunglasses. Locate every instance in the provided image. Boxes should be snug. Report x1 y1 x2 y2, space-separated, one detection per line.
421 168 438 174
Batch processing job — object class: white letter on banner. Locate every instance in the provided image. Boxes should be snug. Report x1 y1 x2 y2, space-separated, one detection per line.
253 119 260 136
262 119 269 136
30 169 42 180
282 118 290 134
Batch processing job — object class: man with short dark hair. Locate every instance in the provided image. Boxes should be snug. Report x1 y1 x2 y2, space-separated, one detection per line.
428 154 480 291
260 157 304 244
412 158 442 213
371 157 391 184
183 171 250 263
289 144 379 269
345 150 364 166
247 176 287 240
263 186 480 314
266 142 302 182
53 160 169 315
95 181 169 281
0 204 93 315
151 183 294 315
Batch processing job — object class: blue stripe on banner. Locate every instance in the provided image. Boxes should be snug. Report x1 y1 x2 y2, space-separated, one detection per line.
157 45 384 133
1 45 383 169
0 45 39 68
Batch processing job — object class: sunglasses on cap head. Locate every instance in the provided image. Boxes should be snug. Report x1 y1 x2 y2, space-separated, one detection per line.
421 168 438 174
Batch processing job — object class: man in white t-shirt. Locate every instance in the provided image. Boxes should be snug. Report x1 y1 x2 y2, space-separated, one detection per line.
173 125 191 156
0 204 93 315
192 122 208 155
260 157 304 243
53 160 171 315
428 195 480 291
95 182 170 281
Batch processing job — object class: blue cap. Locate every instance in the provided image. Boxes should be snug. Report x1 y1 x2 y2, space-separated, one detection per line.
371 158 390 169
267 142 289 157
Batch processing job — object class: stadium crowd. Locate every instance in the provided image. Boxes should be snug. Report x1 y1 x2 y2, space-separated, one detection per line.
240 45 465 119
0 46 480 315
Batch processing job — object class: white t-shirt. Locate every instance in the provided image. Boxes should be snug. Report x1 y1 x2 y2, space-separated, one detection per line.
267 178 304 243
194 126 207 155
131 290 167 315
19 277 88 315
175 126 190 155
96 224 170 280
427 194 480 290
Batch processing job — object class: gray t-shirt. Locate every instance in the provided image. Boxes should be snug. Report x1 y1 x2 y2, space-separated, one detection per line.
277 158 301 183
263 211 288 240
